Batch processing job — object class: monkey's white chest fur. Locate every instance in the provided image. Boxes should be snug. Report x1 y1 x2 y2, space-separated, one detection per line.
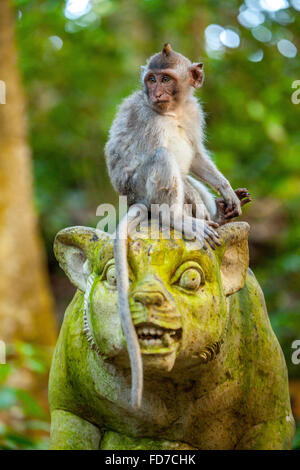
161 117 194 175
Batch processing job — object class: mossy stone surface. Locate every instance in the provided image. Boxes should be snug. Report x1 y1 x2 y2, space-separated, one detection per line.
49 222 295 450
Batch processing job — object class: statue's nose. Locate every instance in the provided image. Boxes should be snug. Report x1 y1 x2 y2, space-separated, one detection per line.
133 290 165 307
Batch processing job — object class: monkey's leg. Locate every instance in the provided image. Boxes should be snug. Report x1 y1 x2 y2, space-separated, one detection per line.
185 175 217 220
183 178 220 249
140 148 219 248
141 148 184 208
184 178 210 220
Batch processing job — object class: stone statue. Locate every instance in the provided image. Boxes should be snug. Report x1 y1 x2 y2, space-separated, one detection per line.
49 221 295 450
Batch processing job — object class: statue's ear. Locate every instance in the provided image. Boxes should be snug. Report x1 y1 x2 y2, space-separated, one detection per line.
54 226 110 291
216 222 250 296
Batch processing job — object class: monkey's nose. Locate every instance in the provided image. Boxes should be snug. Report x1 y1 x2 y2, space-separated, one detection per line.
133 291 165 307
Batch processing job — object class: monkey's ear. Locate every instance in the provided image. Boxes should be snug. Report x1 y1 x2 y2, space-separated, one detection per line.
140 65 147 80
216 222 250 296
189 63 204 89
54 226 111 291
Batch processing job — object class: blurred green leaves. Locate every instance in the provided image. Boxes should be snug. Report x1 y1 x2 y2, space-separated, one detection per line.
0 387 45 418
0 342 52 449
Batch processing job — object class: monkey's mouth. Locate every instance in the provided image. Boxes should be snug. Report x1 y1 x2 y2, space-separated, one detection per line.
154 100 169 107
136 323 182 355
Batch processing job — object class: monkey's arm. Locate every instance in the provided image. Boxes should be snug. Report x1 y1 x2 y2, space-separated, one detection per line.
50 409 102 450
191 145 241 215
191 150 229 194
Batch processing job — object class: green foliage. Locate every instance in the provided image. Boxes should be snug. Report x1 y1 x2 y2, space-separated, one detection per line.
0 343 51 450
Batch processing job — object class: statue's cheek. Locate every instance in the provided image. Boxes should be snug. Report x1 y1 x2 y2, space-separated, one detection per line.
178 286 227 355
88 286 127 357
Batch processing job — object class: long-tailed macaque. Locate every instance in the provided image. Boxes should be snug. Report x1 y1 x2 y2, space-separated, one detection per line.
105 44 251 407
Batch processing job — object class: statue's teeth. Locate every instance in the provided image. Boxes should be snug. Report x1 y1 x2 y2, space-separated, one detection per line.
139 338 163 346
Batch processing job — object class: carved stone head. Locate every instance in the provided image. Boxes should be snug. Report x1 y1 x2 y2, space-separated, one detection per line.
54 222 250 376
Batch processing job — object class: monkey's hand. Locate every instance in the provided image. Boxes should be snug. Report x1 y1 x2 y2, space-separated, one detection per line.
216 188 251 225
218 184 243 218
173 216 221 250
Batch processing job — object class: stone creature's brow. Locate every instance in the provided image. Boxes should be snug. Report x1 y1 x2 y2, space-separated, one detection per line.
100 258 115 279
98 253 114 274
179 251 214 273
181 250 211 263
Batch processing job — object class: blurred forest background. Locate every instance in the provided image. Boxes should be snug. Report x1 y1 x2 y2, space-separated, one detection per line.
0 0 299 449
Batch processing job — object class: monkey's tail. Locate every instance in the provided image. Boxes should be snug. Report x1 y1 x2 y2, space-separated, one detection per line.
114 206 144 409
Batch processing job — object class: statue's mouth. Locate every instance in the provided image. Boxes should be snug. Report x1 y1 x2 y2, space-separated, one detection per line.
135 323 182 355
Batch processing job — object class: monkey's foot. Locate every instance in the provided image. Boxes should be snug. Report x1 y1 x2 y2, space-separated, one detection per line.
203 220 221 250
173 217 221 250
216 188 251 225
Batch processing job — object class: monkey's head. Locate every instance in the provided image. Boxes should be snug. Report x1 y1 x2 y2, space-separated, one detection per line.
141 43 204 114
54 222 249 378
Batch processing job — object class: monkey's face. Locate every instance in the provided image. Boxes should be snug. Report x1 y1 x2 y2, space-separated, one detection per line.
142 45 205 113
144 70 181 113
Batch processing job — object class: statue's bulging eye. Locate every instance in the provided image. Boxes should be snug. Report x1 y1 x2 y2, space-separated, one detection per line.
101 259 133 289
106 265 117 286
171 261 205 292
178 268 201 291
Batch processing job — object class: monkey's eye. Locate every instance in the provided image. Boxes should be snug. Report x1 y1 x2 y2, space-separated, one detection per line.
162 75 171 83
148 75 156 83
171 261 204 292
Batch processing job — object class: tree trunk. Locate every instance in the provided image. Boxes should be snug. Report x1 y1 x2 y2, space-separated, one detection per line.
0 0 57 346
